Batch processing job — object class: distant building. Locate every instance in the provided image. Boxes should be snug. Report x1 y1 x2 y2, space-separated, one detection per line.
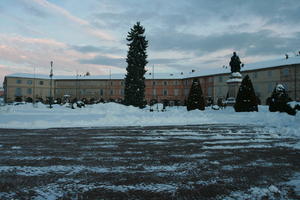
3 57 300 105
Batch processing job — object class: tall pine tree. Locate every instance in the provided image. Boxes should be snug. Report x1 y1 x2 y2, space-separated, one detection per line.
187 78 205 111
124 22 148 108
234 75 258 112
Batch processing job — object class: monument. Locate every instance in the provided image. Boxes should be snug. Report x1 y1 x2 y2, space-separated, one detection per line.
226 52 243 105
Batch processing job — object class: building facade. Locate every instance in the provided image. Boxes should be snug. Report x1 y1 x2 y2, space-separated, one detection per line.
3 58 300 105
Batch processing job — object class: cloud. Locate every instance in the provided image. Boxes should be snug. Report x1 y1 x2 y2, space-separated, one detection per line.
20 0 114 41
71 45 125 54
79 55 126 68
0 34 127 80
149 29 300 57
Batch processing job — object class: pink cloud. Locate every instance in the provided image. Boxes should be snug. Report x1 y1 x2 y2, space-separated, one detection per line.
0 34 125 84
26 0 115 41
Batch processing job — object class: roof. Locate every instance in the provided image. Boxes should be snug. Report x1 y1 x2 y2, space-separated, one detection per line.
5 56 300 80
188 56 300 78
5 72 185 80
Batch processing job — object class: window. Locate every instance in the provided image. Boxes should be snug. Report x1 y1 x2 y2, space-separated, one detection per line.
152 81 156 86
185 80 189 85
253 72 258 79
174 89 179 96
120 81 124 86
16 79 22 84
282 68 289 76
283 83 289 90
268 83 274 93
100 89 104 96
27 80 32 85
120 89 124 95
164 81 168 86
110 81 113 86
163 89 168 96
15 88 22 96
152 89 156 96
218 76 223 82
268 71 272 77
110 90 113 95
184 88 189 96
218 87 222 94
254 85 259 93
173 80 178 85
39 81 44 85
27 88 32 95
207 87 212 96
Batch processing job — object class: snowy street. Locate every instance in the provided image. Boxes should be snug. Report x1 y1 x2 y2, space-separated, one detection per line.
0 124 300 199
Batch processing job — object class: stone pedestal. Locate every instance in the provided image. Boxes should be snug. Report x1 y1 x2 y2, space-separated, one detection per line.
226 72 242 105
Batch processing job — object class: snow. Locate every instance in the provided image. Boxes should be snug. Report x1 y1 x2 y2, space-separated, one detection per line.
285 173 300 196
0 103 299 150
288 101 300 109
231 72 242 77
276 84 285 92
0 103 298 131
223 185 287 200
226 78 242 83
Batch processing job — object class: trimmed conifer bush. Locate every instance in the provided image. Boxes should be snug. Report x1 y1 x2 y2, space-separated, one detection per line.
187 78 205 111
234 75 258 112
268 84 296 115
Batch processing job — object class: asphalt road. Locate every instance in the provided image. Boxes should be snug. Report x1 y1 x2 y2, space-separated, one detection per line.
0 124 299 199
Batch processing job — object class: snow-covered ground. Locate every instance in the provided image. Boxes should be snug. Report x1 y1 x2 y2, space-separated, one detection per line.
0 102 299 132
0 103 300 199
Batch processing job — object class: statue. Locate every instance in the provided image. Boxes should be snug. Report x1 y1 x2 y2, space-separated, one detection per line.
229 52 242 73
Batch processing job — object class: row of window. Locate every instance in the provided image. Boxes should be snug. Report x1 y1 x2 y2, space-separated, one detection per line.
215 69 290 83
16 80 44 85
14 68 290 87
15 88 32 96
14 82 290 98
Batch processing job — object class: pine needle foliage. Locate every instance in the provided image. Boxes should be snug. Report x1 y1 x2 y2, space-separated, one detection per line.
187 78 205 111
234 75 258 112
124 22 148 108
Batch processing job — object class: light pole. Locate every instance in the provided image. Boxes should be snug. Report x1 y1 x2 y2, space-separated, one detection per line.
49 61 53 109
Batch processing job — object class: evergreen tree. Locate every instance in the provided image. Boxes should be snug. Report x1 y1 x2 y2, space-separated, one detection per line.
268 84 296 115
234 75 258 112
124 22 148 108
187 78 205 111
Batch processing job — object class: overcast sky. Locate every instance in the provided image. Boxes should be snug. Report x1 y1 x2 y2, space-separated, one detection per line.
1 0 300 85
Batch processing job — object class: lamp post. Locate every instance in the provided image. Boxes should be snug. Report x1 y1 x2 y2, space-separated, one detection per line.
49 61 53 109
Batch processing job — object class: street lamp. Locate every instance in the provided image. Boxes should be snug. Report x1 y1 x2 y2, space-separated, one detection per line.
49 61 53 109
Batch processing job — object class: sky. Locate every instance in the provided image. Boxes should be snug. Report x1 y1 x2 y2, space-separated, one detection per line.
1 0 300 86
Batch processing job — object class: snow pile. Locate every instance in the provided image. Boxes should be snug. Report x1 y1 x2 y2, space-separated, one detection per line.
222 185 286 200
0 103 299 136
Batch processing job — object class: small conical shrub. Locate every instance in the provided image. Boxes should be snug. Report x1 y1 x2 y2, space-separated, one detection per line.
268 84 296 115
234 75 258 112
187 78 205 111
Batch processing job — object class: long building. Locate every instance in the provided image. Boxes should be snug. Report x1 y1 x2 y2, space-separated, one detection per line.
3 57 300 105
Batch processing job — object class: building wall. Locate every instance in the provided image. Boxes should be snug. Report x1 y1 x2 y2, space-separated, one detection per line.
4 77 54 103
213 73 231 103
242 67 281 104
55 79 124 101
279 64 300 101
145 79 185 105
4 64 300 104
